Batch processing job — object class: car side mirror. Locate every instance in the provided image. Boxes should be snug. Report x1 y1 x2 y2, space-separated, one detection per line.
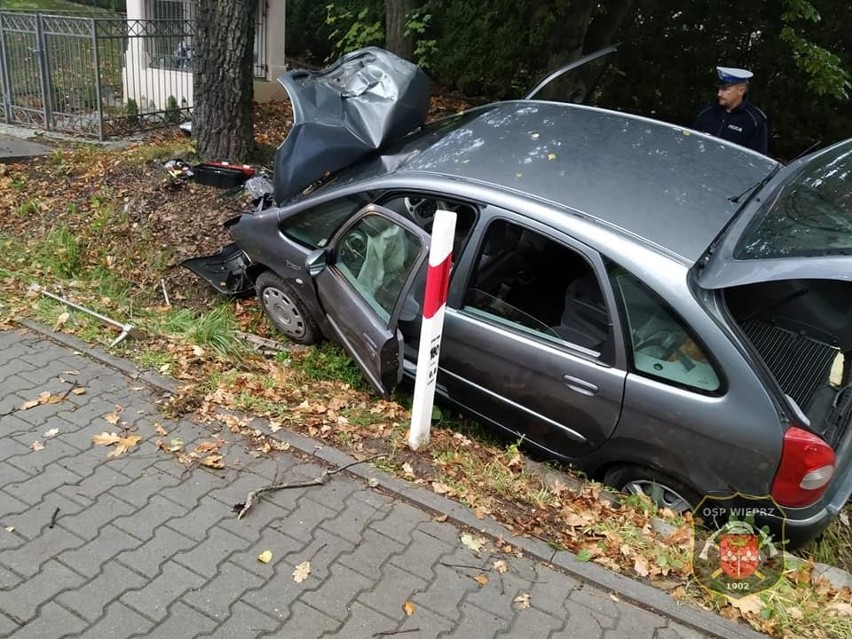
305 248 328 277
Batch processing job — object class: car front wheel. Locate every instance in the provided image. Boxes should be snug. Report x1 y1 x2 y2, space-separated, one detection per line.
255 271 320 345
604 465 699 514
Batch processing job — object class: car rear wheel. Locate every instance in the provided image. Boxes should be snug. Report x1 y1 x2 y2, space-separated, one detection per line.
604 465 699 514
255 271 320 345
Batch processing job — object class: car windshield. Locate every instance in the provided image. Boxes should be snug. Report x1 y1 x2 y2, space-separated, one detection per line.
734 142 852 259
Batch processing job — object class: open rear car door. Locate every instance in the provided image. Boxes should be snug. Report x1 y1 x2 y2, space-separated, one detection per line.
696 139 852 448
306 204 431 398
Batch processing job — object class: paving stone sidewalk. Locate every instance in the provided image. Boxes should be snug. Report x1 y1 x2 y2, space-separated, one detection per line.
0 328 764 639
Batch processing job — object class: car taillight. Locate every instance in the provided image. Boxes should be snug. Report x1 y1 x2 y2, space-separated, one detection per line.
771 426 835 508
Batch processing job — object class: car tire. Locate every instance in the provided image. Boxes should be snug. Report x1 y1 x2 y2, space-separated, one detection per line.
603 465 700 514
255 271 320 345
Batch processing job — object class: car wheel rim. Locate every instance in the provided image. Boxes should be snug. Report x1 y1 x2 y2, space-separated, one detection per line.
623 480 691 512
262 287 306 338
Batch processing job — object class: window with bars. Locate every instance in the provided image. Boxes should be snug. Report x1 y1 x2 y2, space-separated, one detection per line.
146 0 268 78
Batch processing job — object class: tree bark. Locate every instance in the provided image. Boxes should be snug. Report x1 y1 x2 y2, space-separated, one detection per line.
193 0 257 162
386 0 418 61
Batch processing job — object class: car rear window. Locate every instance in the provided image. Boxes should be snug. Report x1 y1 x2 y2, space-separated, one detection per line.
734 142 852 259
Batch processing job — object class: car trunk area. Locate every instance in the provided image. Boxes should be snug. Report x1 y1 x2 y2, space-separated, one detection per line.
724 279 852 448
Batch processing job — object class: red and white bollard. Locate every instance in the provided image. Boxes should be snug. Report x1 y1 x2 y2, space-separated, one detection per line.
408 209 457 450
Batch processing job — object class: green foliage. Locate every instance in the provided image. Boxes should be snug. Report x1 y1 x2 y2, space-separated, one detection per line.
164 95 180 123
125 98 139 126
325 3 384 59
295 341 367 390
38 225 83 279
159 305 244 359
780 0 850 99
404 7 438 70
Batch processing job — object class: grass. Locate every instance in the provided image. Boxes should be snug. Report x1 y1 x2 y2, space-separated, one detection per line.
292 341 368 389
37 225 83 279
796 505 852 575
158 305 245 360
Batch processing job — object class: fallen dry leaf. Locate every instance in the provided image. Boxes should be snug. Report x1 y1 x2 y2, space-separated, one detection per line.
4 526 14 533
564 512 594 528
514 592 531 609
31 441 45 451
367 477 379 488
402 600 415 616
92 432 141 458
52 311 70 331
433 514 448 523
106 434 142 458
71 387 86 396
493 560 508 573
293 561 311 583
19 391 64 411
460 533 485 553
827 602 852 617
92 432 122 446
154 423 168 436
729 594 764 617
402 461 415 477
431 481 453 495
473 506 490 520
257 550 272 564
474 574 489 586
268 421 283 433
103 411 121 425
633 557 650 577
195 440 222 453
43 428 59 439
200 454 224 469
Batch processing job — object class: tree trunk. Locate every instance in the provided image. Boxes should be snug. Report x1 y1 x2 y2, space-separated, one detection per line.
583 0 636 53
386 0 418 61
193 0 257 162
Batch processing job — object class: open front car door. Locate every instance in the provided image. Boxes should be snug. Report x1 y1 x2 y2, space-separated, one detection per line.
306 204 431 397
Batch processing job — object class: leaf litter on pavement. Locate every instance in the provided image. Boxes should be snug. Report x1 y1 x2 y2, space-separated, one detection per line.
0 98 849 639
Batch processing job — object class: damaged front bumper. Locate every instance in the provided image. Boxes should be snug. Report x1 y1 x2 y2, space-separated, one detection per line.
181 243 253 296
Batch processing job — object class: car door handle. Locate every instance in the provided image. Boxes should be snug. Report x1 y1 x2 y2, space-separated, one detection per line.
563 375 598 396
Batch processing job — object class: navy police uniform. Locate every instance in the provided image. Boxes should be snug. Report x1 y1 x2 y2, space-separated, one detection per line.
693 66 769 155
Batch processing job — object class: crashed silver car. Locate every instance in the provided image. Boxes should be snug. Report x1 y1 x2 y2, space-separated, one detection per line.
185 49 851 547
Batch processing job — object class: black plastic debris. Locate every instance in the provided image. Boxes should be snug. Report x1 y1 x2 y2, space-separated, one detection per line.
194 162 255 189
273 46 431 204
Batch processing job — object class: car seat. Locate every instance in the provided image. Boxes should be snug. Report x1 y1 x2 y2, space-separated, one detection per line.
551 273 610 351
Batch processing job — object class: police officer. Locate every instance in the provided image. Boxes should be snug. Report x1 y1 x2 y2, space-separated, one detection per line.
693 66 768 154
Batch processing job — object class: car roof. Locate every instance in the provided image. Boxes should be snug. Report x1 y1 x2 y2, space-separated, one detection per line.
391 101 779 264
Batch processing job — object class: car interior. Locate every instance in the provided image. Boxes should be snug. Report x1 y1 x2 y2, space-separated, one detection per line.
462 219 613 355
724 279 852 447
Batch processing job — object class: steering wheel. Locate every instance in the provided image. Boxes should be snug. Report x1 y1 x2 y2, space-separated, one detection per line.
404 197 453 228
339 228 368 270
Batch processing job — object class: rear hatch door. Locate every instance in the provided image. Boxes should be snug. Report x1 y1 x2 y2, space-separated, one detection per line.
696 138 852 292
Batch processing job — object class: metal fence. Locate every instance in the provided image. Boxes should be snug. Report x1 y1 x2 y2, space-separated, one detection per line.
0 5 268 140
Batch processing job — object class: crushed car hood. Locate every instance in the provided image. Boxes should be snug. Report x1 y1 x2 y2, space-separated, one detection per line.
273 47 432 204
